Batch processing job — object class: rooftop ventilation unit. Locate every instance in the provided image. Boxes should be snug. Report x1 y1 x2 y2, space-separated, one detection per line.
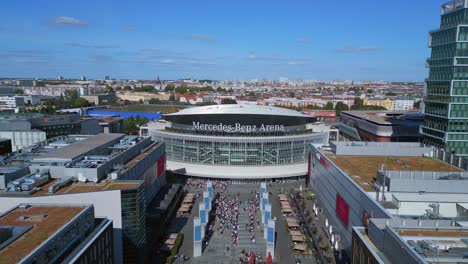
18 204 30 210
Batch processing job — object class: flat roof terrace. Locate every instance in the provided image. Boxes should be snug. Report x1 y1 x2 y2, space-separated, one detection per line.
0 179 141 197
0 205 86 264
323 152 463 191
398 229 468 237
36 180 140 196
124 141 161 169
34 133 125 161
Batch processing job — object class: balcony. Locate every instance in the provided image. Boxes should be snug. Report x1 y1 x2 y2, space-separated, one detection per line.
441 0 467 15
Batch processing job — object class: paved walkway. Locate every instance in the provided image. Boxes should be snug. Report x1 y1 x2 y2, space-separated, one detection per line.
166 181 322 264
179 190 266 263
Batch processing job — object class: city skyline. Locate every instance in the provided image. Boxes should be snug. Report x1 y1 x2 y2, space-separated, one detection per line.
0 0 445 81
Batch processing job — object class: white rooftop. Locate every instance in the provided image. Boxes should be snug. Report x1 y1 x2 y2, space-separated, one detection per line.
165 104 313 118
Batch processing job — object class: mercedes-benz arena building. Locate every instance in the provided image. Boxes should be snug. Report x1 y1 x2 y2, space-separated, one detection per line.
147 104 329 179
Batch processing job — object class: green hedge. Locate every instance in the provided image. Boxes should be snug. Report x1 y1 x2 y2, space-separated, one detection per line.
166 255 174 264
166 233 184 263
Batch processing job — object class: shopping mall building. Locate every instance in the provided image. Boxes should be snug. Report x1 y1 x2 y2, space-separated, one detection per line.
142 104 330 179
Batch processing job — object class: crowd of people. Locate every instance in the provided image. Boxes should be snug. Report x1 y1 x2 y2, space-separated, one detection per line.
245 191 260 244
213 194 240 246
239 250 263 264
185 178 229 193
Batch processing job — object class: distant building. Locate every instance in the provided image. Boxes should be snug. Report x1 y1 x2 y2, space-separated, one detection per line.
117 92 171 103
16 79 36 87
0 138 12 155
0 118 47 151
0 96 25 112
99 117 124 134
302 110 336 123
339 110 424 142
0 203 113 264
81 93 117 105
363 97 394 110
393 96 415 111
81 75 87 81
105 75 110 81
423 0 468 155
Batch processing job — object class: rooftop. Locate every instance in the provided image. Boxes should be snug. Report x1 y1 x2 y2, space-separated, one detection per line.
398 228 468 237
0 205 87 264
36 179 140 196
34 133 124 161
323 151 463 191
341 110 423 125
125 142 161 169
165 104 313 118
0 179 141 197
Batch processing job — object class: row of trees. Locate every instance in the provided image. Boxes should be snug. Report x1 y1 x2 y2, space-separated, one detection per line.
33 90 92 114
123 115 149 133
164 85 232 94
277 97 387 116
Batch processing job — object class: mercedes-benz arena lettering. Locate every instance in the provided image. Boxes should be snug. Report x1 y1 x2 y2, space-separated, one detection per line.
147 104 329 179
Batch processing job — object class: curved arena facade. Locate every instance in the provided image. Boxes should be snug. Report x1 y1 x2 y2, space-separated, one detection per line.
148 104 329 179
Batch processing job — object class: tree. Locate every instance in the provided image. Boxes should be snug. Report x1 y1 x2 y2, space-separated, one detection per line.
289 92 295 98
324 102 334 110
165 85 175 92
63 90 79 101
169 94 175 101
385 92 397 96
351 97 364 110
367 89 373 94
73 98 91 107
335 101 349 116
149 98 160 104
216 87 227 93
221 98 237 104
124 116 138 133
14 88 24 94
105 86 115 94
123 85 132 91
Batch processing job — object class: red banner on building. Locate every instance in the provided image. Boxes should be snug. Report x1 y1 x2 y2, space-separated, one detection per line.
336 194 349 227
157 155 166 177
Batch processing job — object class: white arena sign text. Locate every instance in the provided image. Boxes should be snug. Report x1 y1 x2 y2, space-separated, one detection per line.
192 122 285 133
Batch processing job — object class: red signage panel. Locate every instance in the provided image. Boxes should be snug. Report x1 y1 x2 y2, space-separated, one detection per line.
157 155 166 177
336 194 349 227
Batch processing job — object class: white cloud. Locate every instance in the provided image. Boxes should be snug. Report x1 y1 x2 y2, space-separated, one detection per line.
336 45 383 53
190 34 217 43
49 16 88 27
65 42 119 49
160 59 175 64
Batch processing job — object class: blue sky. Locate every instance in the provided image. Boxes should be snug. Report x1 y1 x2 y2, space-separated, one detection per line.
0 0 447 81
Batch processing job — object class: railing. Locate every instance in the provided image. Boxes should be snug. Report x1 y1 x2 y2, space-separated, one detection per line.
290 193 328 264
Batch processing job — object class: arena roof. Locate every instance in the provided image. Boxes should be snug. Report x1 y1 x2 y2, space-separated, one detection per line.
164 104 313 118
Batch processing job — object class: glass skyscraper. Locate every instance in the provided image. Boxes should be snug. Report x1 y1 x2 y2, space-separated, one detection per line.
423 0 468 155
